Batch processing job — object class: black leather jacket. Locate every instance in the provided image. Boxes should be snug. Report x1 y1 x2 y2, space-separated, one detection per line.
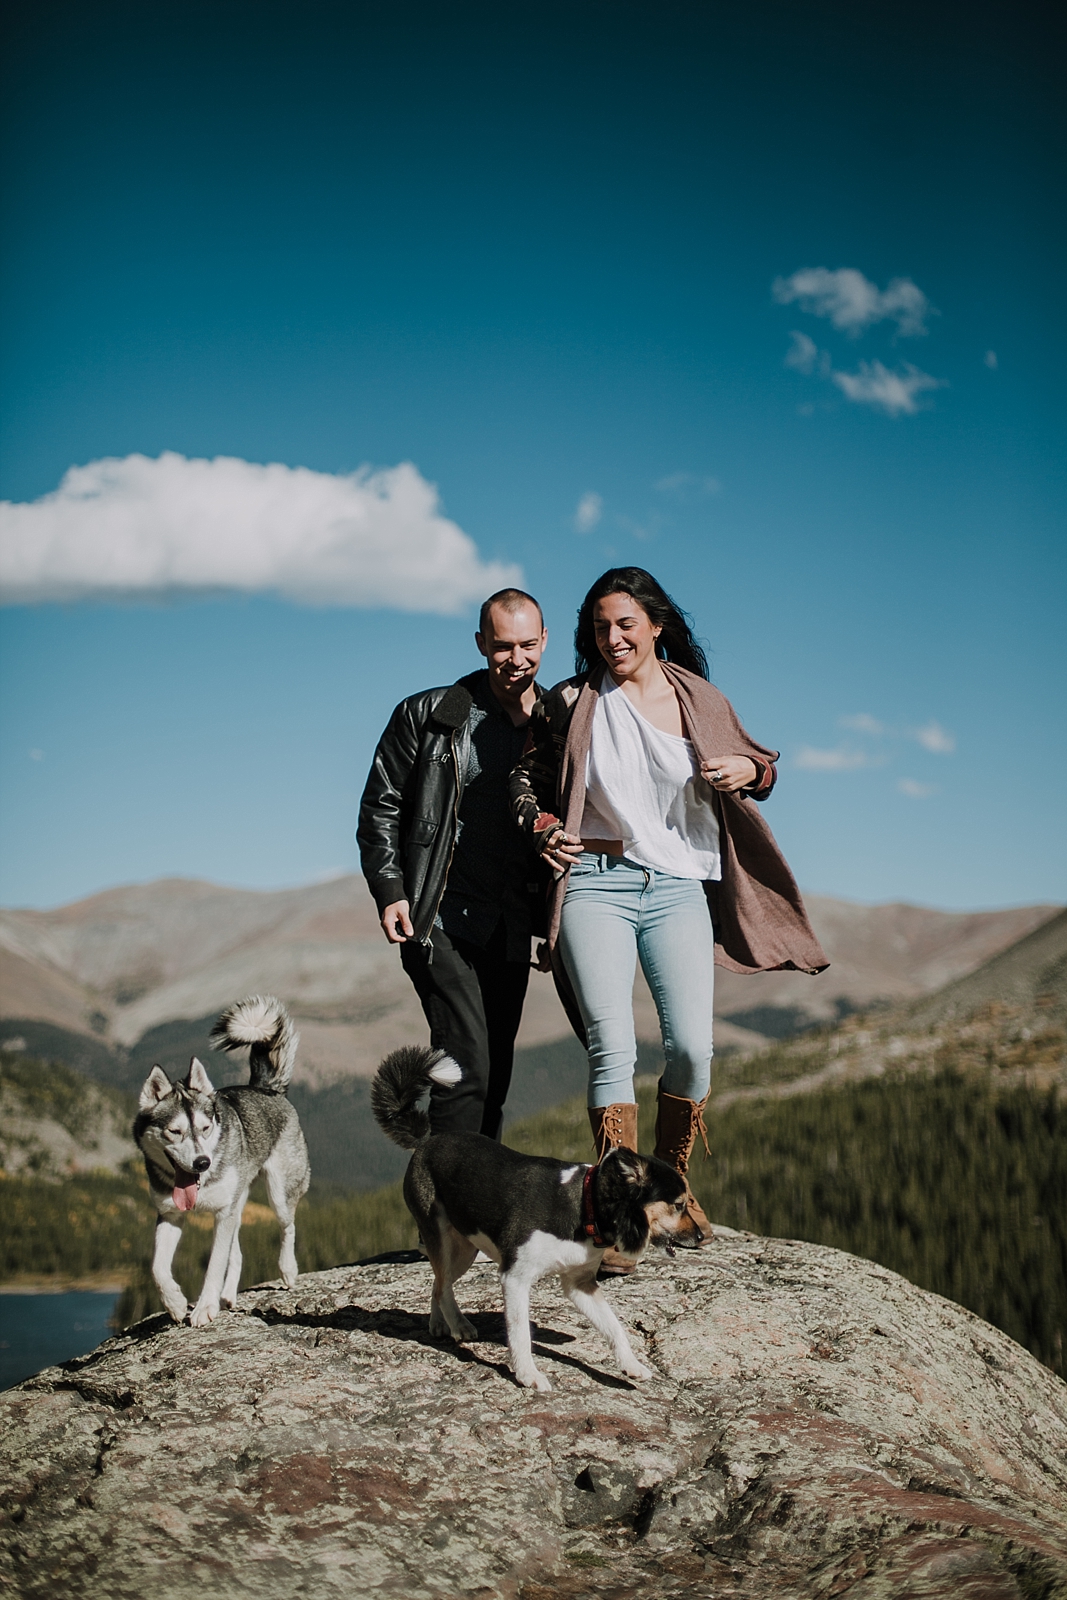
359 672 546 946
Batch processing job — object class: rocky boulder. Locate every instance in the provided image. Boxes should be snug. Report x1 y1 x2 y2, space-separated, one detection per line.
2 1231 1066 1598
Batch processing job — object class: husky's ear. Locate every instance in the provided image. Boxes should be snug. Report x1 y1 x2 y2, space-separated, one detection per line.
139 1065 173 1111
185 1057 215 1095
609 1147 648 1185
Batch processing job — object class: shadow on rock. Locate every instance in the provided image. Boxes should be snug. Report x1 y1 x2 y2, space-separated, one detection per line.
246 1300 637 1389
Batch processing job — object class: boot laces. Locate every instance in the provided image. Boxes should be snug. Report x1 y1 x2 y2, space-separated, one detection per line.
659 1101 711 1174
597 1104 627 1157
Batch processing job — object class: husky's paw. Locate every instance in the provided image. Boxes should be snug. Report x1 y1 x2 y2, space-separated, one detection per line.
515 1368 553 1393
189 1298 221 1328
621 1358 654 1381
162 1294 189 1324
452 1315 478 1342
429 1311 452 1339
279 1265 299 1289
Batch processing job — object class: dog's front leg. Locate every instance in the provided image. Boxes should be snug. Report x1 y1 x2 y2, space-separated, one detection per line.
152 1216 189 1323
190 1195 246 1327
502 1269 551 1391
221 1231 242 1309
562 1270 653 1381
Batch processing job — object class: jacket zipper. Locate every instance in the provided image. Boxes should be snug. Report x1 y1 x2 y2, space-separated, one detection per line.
420 725 463 946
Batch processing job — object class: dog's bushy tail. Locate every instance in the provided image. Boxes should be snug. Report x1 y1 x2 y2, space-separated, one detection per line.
370 1046 461 1149
210 995 298 1093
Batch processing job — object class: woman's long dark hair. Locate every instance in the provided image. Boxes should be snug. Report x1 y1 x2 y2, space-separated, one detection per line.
574 567 710 679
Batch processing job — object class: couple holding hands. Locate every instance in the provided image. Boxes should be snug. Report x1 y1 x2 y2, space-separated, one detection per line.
358 567 826 1254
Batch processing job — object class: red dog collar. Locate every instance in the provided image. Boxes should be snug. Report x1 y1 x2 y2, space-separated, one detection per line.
582 1163 605 1248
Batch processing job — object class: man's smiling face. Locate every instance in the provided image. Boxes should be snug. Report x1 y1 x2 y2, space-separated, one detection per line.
476 602 547 705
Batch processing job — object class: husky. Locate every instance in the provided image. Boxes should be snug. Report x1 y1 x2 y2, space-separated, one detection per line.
135 995 310 1327
371 1045 702 1392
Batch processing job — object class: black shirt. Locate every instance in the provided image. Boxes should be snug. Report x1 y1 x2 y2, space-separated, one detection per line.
436 671 535 960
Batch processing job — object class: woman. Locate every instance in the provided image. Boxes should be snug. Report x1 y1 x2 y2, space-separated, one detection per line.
511 568 826 1253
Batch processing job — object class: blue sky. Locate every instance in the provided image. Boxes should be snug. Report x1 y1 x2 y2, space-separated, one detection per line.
1 0 1064 911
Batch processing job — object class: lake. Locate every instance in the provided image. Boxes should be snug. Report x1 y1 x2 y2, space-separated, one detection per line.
0 1291 120 1391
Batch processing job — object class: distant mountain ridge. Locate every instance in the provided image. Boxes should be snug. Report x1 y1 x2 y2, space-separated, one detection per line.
2 893 1063 1195
0 1051 135 1179
1 876 1058 1088
906 906 1067 1030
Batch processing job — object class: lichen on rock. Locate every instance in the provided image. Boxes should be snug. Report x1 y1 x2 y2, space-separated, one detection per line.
1 1231 1065 1597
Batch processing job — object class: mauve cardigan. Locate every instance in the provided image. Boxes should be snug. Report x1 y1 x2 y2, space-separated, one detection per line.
511 662 829 977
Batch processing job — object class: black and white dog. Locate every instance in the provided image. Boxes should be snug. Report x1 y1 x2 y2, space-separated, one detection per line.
135 995 310 1327
371 1045 701 1391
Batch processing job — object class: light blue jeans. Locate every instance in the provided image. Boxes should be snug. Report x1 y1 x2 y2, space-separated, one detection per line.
558 853 715 1108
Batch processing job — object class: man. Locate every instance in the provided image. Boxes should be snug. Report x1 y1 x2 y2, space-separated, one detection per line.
357 589 548 1139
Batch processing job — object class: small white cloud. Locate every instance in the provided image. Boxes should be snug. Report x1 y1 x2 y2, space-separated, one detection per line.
0 453 520 612
29 749 44 761
897 778 938 798
913 720 955 754
797 402 815 417
984 350 998 369
773 267 935 337
616 512 660 543
795 745 876 771
654 473 721 496
839 713 885 736
574 492 603 533
831 360 946 417
784 331 820 374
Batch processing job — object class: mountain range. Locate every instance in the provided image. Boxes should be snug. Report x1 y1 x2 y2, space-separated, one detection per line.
1 875 1057 1083
1 878 1062 1192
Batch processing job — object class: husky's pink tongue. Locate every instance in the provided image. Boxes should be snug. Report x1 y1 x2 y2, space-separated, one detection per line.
172 1174 198 1211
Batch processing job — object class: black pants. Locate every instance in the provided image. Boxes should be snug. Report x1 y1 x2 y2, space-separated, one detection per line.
400 920 530 1139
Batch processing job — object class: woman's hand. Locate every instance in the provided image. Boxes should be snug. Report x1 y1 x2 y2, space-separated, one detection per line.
542 829 584 871
700 756 759 793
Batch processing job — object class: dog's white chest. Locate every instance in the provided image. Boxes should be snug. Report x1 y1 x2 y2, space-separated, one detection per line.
512 1230 595 1279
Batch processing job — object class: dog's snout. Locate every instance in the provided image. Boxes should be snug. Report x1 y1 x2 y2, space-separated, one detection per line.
193 1155 211 1173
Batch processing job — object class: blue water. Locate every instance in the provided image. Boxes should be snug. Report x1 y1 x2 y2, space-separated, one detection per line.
0 1292 120 1391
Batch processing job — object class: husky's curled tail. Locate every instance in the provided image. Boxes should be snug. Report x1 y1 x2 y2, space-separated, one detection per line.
371 1046 462 1148
210 995 299 1093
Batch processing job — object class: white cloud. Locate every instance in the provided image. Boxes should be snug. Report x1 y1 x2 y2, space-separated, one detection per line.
654 472 721 495
897 778 938 798
29 749 44 761
831 360 945 417
984 350 998 370
616 512 661 543
773 267 935 337
795 745 877 771
784 331 820 374
913 720 955 754
839 713 885 736
574 492 603 533
0 452 521 612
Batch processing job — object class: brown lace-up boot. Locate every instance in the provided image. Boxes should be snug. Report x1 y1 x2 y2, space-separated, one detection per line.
653 1088 714 1242
587 1102 640 1275
587 1101 638 1161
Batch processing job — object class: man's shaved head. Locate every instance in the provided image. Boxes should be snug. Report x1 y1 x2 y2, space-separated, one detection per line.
475 589 546 714
478 588 543 637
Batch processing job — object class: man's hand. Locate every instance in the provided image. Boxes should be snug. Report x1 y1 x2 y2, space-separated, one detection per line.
532 940 553 973
381 900 415 943
700 756 759 793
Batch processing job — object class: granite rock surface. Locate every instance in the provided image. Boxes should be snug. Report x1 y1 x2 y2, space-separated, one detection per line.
2 1231 1066 1598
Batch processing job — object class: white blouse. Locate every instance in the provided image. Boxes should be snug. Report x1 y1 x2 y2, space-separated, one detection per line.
580 677 722 881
